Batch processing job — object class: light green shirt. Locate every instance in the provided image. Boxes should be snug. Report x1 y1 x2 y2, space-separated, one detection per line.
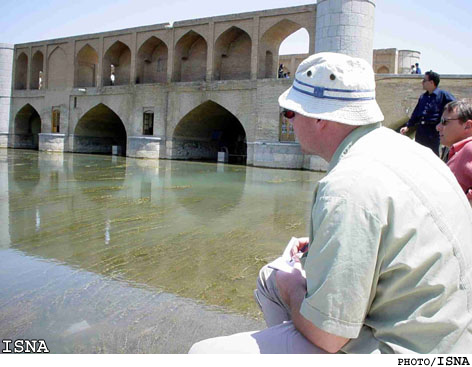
300 124 472 353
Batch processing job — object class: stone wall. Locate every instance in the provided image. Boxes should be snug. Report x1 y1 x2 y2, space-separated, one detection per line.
375 74 472 130
0 44 13 147
5 2 472 172
373 48 421 75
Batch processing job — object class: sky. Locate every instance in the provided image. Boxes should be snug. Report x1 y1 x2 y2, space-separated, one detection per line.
0 0 470 75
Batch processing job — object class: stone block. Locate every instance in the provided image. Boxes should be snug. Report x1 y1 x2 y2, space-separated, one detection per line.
328 26 337 37
330 13 340 26
339 13 350 26
39 133 66 152
341 0 352 12
351 0 362 14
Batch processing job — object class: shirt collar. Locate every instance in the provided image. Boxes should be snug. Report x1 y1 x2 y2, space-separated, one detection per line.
328 123 381 172
449 136 472 159
426 88 440 96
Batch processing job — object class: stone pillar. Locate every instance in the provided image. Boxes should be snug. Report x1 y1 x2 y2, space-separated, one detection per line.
39 133 66 152
0 43 14 148
206 22 215 81
130 32 137 84
127 136 164 159
315 0 376 64
250 16 260 80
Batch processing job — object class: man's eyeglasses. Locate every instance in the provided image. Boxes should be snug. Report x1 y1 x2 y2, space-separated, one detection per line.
282 109 296 119
440 117 460 126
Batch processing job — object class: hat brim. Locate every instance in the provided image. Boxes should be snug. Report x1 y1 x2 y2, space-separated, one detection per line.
279 85 384 126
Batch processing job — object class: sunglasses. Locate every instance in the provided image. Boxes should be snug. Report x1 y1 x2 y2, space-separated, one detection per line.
282 109 296 119
440 117 460 126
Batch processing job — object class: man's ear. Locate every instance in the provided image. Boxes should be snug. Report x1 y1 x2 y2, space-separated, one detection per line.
464 119 472 130
317 119 327 129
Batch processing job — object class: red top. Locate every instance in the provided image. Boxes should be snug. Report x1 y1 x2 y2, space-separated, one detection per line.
448 137 472 193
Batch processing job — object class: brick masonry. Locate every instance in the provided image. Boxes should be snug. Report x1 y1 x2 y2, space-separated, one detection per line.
1 1 471 171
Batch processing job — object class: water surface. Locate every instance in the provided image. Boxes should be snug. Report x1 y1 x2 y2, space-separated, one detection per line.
0 149 324 353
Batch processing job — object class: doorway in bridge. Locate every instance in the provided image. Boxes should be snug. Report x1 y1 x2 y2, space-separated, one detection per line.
258 19 310 79
171 101 246 165
14 104 42 149
74 103 127 156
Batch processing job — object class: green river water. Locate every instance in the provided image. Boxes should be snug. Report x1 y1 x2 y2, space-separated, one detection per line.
0 149 324 353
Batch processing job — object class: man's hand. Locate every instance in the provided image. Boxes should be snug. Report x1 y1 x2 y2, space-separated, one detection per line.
400 126 409 135
290 237 310 259
467 188 472 205
275 266 350 353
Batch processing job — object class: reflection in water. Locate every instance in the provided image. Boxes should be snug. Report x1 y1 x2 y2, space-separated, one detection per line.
35 206 40 232
169 160 246 222
105 219 111 245
1 149 325 353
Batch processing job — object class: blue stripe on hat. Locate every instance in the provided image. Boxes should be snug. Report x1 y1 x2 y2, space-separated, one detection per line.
294 78 375 101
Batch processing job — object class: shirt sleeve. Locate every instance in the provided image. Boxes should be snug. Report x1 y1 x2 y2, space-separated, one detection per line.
407 96 422 127
445 91 456 104
463 145 472 191
300 194 382 339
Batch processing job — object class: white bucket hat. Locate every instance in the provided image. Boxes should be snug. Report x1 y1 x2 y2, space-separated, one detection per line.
279 52 384 125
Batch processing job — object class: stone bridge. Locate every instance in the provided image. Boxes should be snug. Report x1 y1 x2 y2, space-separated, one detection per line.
10 1 454 171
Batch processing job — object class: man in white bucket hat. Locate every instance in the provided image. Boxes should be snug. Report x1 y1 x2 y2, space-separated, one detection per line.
189 53 472 354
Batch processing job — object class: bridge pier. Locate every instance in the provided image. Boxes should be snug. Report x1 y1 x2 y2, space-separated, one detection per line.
0 44 14 148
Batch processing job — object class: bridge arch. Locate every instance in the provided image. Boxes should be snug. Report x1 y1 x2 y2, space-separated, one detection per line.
73 103 127 155
258 19 306 79
14 104 42 149
173 31 207 82
75 44 98 87
171 100 246 164
377 66 389 74
15 52 28 90
31 51 44 90
213 26 251 81
103 41 131 86
47 46 67 89
136 36 168 84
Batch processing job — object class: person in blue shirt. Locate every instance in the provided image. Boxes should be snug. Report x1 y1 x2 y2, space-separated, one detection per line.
415 62 422 74
400 70 455 155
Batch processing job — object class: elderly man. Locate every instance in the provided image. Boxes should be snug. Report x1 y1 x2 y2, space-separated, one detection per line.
189 53 472 354
400 71 455 155
437 100 472 204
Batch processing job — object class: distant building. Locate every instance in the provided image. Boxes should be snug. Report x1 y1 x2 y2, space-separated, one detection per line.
373 48 421 74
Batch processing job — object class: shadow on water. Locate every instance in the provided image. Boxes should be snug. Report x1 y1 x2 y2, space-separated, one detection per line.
2 150 325 352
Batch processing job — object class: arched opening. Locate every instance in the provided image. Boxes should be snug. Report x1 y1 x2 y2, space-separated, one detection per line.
377 66 390 74
31 51 44 90
103 41 131 86
258 19 306 79
14 104 42 149
278 28 310 79
76 44 98 87
172 101 246 164
15 53 28 90
74 103 127 155
47 46 67 89
136 37 168 84
213 27 251 81
173 31 207 82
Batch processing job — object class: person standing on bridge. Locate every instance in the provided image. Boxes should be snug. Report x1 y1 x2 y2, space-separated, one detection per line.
400 70 455 155
189 53 472 354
